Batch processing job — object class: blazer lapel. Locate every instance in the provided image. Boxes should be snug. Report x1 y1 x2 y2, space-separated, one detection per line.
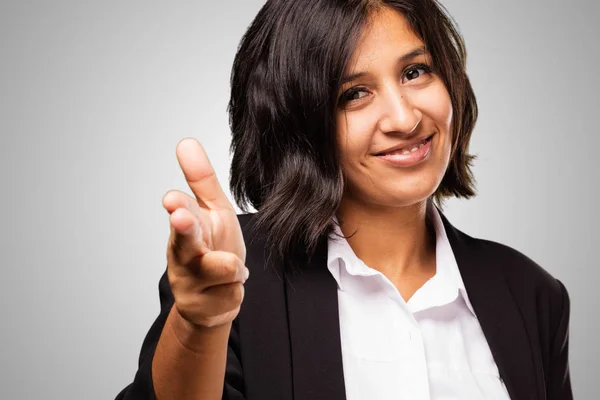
438 209 540 400
283 236 347 400
276 209 540 400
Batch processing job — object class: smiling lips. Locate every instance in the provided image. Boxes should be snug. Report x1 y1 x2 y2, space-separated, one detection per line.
375 134 434 167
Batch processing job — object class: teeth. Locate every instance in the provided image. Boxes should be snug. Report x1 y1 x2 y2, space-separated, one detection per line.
381 137 430 156
398 142 424 155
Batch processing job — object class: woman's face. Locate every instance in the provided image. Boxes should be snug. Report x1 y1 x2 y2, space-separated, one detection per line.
336 7 453 210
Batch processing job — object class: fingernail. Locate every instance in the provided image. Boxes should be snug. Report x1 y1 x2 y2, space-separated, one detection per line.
243 267 250 281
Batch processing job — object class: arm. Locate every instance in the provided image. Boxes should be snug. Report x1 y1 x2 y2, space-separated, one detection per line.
115 270 245 400
117 138 248 399
546 279 573 400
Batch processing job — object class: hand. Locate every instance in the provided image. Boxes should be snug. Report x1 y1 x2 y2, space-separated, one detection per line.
162 138 248 329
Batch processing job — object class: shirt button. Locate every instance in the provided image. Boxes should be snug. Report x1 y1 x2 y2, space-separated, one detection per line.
409 329 422 341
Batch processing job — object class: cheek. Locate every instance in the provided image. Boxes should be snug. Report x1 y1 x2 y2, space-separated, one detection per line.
336 111 379 160
434 97 453 138
413 82 453 130
413 84 453 159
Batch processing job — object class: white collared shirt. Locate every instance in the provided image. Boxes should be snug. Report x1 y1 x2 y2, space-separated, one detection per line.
327 205 511 400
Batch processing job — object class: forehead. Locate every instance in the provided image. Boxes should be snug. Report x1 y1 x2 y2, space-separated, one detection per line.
348 7 425 70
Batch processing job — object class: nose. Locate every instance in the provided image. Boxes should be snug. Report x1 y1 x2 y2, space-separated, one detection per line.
377 87 422 135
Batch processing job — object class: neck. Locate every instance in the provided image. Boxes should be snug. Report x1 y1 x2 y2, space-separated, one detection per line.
335 197 437 283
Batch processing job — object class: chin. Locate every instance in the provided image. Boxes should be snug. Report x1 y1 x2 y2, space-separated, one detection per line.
380 176 444 207
345 180 439 209
342 158 449 208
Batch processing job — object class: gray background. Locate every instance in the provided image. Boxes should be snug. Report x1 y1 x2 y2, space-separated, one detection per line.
0 1 597 399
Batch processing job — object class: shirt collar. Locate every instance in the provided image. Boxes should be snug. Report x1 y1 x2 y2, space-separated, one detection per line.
428 203 476 315
326 203 476 316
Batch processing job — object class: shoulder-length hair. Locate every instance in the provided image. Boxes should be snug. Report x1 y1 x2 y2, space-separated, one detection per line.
228 0 478 267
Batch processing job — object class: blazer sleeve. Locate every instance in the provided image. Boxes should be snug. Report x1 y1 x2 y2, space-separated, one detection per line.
546 279 573 400
115 269 246 400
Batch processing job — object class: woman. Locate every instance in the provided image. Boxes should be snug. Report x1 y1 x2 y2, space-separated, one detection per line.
117 1 572 399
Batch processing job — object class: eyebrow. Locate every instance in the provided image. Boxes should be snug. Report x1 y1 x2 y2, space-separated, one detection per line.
340 46 428 85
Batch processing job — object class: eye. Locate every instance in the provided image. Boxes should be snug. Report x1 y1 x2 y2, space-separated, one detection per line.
402 63 432 83
339 87 370 105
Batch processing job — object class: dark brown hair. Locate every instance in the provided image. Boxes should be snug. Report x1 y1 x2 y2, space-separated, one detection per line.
228 0 478 267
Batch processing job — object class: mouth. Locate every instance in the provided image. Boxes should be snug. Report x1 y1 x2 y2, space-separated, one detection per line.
374 133 435 168
375 133 435 156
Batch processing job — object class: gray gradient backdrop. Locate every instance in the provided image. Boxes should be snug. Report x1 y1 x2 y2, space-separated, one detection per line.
1 1 598 399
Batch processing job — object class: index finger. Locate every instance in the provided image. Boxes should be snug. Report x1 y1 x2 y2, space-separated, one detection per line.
175 138 233 211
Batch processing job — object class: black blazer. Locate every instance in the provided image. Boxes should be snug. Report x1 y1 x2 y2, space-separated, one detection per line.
117 209 573 400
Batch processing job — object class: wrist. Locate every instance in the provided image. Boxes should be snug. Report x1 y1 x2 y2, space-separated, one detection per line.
168 307 232 353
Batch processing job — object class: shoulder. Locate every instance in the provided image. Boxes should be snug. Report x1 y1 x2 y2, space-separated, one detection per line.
237 213 262 245
465 232 569 328
476 235 564 294
437 206 566 303
237 212 255 227
436 200 570 330
467 233 572 381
